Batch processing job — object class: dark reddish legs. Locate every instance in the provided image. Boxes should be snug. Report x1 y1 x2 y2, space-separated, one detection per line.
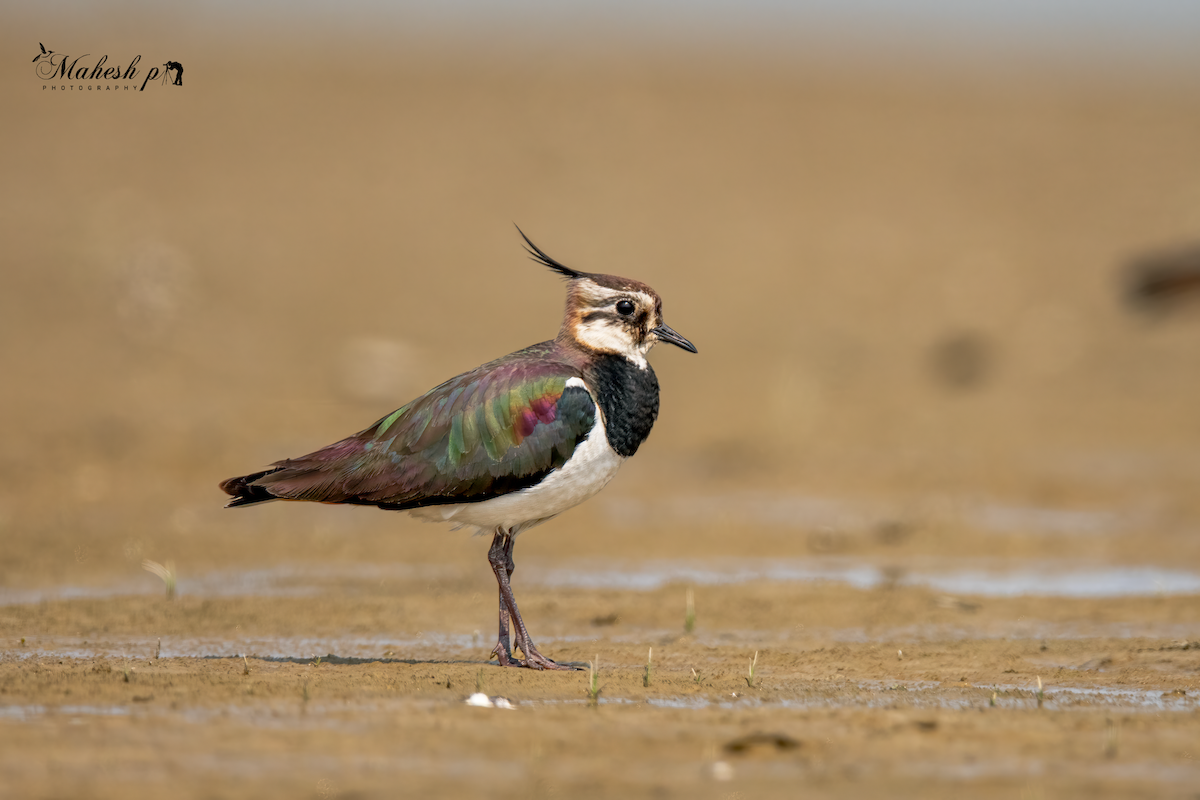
487 529 577 670
489 531 517 666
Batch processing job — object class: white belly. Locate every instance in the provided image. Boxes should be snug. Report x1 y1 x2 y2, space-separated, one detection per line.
408 383 624 533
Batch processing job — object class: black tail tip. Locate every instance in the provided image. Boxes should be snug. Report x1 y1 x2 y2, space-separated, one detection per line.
219 470 279 508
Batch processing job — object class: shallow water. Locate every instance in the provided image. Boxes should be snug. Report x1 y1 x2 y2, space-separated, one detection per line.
609 682 1200 712
536 558 1200 596
2 678 1193 730
4 557 1198 607
0 704 132 721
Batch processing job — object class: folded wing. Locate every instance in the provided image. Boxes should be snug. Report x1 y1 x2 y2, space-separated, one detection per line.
221 343 596 510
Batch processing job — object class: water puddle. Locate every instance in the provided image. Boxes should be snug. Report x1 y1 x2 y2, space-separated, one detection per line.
3 681 1188 732
542 680 1200 712
0 704 131 721
0 563 466 606
0 699 435 733
3 557 1199 607
535 558 1200 597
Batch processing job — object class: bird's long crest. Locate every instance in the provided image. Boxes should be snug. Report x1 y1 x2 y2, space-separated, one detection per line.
516 225 587 280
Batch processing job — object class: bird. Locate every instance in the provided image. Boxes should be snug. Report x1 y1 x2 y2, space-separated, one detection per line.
219 228 696 670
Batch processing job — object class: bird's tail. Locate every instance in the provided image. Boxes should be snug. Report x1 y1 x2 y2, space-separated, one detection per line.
219 468 283 508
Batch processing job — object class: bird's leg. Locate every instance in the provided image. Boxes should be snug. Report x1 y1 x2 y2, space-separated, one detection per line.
487 530 578 671
488 530 517 667
498 533 550 669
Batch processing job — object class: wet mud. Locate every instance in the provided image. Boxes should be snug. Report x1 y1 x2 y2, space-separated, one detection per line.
3 578 1200 798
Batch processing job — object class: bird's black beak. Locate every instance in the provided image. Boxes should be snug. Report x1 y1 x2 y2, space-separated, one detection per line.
653 323 698 353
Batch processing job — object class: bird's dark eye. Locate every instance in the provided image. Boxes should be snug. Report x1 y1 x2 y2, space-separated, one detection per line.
616 300 635 316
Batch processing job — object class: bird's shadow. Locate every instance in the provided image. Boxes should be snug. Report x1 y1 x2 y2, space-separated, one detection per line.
199 653 479 666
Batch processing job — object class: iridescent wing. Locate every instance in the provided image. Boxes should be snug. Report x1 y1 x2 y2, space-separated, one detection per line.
222 342 596 509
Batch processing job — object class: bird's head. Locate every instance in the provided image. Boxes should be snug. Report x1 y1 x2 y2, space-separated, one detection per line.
518 228 697 366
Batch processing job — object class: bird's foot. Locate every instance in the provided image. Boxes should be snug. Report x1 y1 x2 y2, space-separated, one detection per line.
517 647 583 671
491 641 520 667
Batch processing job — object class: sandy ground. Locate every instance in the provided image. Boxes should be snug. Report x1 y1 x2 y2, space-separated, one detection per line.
2 584 1200 798
4 24 1200 798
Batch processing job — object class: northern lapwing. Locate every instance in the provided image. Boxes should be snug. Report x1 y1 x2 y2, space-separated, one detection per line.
220 229 696 670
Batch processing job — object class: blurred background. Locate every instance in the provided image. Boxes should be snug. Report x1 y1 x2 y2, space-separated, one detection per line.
4 0 1200 596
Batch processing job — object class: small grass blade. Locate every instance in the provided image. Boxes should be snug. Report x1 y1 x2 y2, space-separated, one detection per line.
142 559 176 600
587 656 601 704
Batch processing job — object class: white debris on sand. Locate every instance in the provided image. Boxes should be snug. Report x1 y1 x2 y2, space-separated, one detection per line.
465 693 516 710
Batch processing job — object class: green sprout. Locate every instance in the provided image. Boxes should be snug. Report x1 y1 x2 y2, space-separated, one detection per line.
685 588 695 634
745 651 759 688
587 656 601 704
643 647 653 688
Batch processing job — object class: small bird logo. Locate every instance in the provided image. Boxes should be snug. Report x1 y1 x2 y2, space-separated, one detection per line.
220 228 696 670
32 42 53 63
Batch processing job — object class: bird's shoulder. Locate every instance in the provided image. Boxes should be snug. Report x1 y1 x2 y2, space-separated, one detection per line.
366 340 593 455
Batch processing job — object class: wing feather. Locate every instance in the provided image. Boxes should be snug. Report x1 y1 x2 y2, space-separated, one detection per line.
229 341 596 510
